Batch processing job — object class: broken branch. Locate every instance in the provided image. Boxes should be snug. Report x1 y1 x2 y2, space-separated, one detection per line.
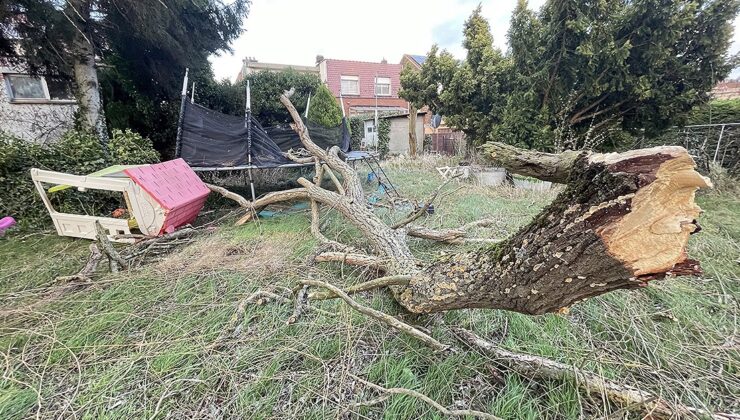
299 278 448 352
453 327 736 420
308 274 412 300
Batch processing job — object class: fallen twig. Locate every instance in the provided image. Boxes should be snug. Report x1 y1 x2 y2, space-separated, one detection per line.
348 373 502 419
299 278 448 352
53 243 103 284
287 285 309 325
308 274 411 300
452 327 739 420
391 174 459 229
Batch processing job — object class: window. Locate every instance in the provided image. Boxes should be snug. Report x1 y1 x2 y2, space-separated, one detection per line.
45 78 74 101
4 74 74 102
375 77 391 96
340 75 359 95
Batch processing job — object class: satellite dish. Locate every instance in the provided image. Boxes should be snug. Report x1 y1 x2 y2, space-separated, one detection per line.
431 114 442 129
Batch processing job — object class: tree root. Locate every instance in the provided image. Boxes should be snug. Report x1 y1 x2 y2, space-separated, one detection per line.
298 278 448 352
347 372 502 419
452 327 738 420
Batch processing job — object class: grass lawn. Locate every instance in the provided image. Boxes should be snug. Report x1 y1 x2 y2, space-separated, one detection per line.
0 157 738 419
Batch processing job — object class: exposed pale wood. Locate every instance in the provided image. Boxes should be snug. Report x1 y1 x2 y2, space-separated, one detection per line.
589 147 711 276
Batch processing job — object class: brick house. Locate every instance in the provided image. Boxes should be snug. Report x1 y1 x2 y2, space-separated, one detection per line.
711 80 740 100
317 58 409 116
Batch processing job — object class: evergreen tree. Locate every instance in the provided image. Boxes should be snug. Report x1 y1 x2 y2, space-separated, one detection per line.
401 1 740 151
307 84 343 127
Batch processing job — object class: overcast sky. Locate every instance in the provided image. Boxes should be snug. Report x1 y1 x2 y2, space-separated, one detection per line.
209 0 740 82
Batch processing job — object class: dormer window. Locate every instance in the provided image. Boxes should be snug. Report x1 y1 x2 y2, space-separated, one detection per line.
375 77 391 96
340 75 359 95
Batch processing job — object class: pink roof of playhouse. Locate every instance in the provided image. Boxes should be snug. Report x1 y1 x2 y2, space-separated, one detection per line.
124 158 210 233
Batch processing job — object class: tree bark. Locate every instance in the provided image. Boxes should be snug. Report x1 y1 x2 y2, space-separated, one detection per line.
398 146 710 314
67 0 108 145
272 93 711 316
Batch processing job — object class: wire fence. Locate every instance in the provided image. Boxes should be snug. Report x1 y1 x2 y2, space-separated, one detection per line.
633 123 740 174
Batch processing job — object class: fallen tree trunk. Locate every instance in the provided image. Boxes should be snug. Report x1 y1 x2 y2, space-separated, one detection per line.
398 145 710 314
236 92 711 316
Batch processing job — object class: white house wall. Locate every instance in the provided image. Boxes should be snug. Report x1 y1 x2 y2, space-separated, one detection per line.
388 115 424 155
0 69 77 144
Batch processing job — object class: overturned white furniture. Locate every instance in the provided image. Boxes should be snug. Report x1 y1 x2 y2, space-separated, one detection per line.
31 159 210 243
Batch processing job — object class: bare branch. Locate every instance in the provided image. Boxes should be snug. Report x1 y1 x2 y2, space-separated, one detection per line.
391 174 458 229
348 373 502 419
308 275 412 300
314 251 385 270
299 278 448 351
95 221 127 271
453 328 736 420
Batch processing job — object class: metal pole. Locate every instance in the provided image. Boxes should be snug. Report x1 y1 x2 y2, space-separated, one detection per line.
191 82 196 104
712 124 725 164
246 80 257 203
374 75 378 153
175 68 189 158
304 93 312 118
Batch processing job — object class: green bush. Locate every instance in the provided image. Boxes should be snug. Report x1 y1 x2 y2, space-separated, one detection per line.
0 129 160 229
306 84 342 128
377 118 390 158
109 129 161 164
349 116 364 150
686 99 740 125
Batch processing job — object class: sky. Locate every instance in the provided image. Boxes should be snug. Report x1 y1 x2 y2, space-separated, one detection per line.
209 0 740 82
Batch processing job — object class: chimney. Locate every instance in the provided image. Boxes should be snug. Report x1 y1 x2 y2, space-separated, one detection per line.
381 57 387 64
316 54 325 64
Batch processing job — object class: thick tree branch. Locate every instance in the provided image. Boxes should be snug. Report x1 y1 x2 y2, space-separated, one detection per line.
481 142 582 183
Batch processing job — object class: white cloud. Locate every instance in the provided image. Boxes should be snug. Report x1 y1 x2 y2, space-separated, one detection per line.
210 0 739 81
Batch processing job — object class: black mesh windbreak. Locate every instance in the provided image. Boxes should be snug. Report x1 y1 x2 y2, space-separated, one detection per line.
179 101 351 168
180 102 289 167
266 118 351 153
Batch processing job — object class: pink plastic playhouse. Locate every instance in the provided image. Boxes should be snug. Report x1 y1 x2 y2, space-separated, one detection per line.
31 158 210 242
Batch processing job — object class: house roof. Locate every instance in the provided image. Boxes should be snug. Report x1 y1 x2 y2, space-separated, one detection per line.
409 55 426 66
362 111 426 121
244 61 318 74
